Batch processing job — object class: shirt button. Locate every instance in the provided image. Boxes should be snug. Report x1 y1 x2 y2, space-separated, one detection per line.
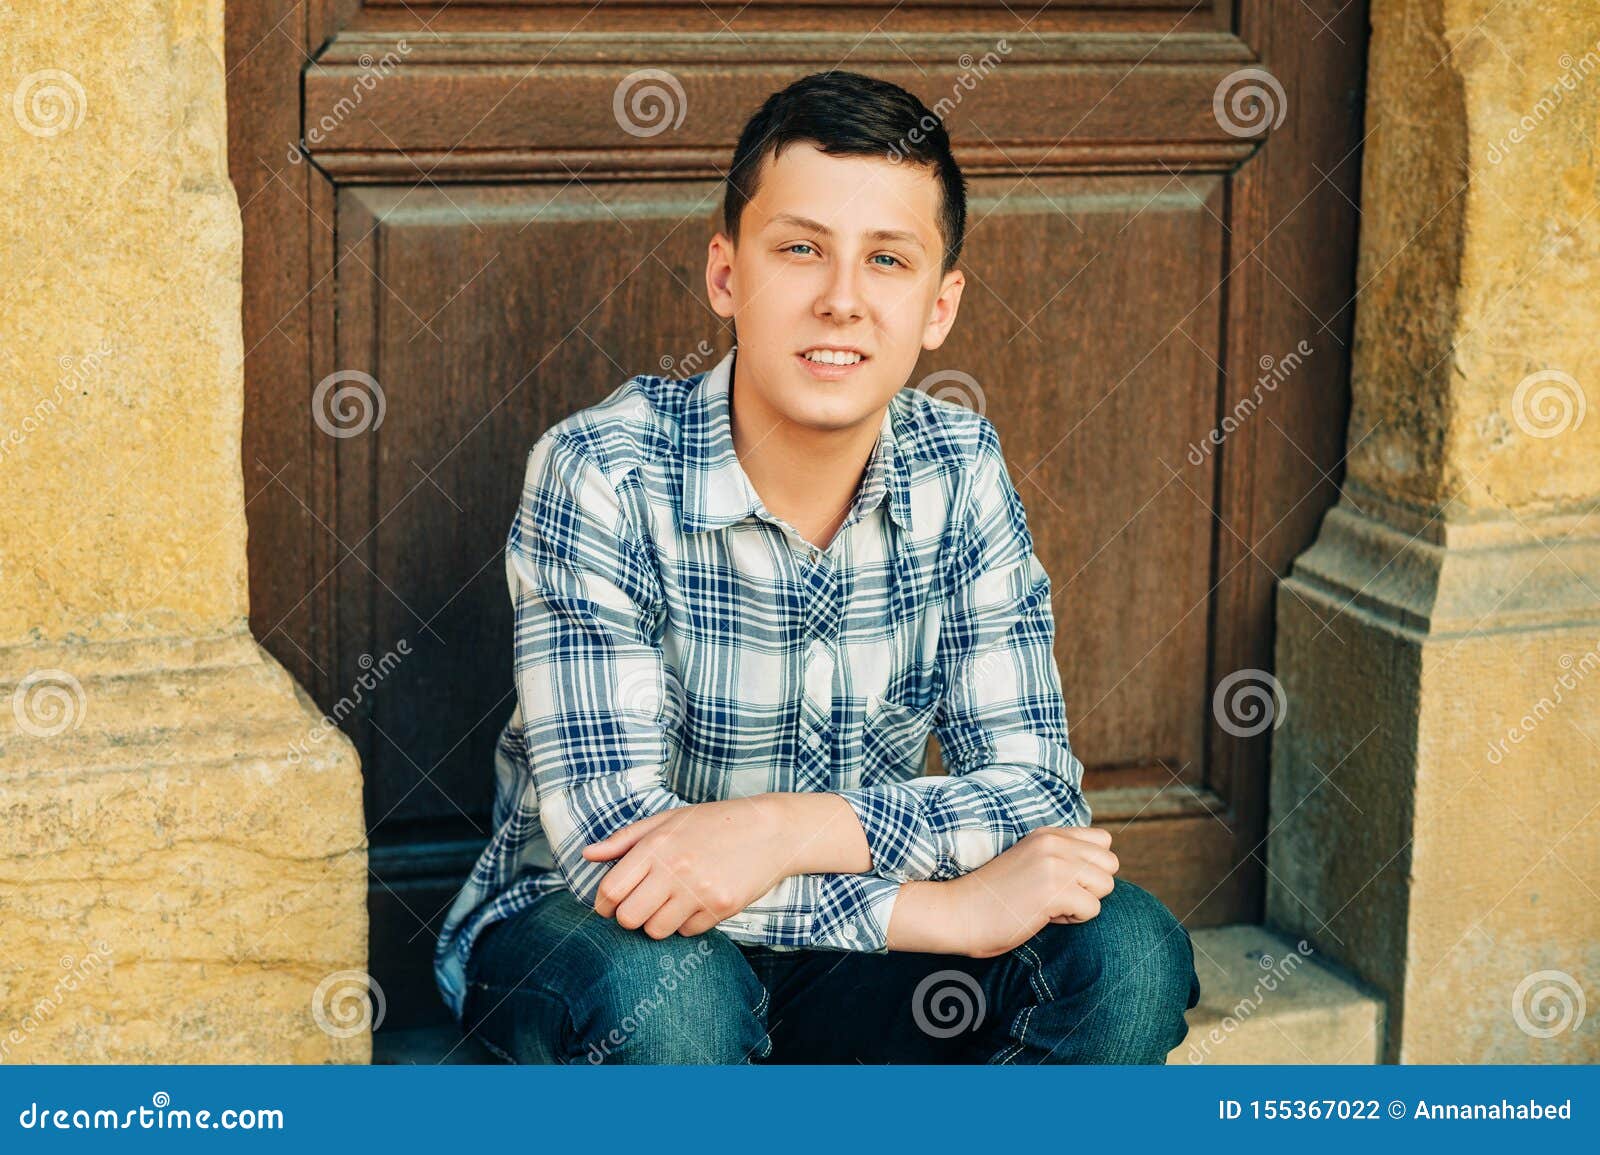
806 732 822 749
841 923 858 941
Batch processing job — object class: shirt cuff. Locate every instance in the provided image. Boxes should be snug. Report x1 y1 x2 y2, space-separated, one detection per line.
809 873 901 952
831 785 941 882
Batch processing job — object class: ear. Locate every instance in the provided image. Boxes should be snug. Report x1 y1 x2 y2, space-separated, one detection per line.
922 268 965 351
706 233 738 320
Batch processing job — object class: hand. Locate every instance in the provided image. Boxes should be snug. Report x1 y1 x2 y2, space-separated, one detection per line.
889 826 1118 957
581 797 792 940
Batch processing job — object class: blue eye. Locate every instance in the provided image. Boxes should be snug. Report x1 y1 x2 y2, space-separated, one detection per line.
787 243 816 256
872 254 904 268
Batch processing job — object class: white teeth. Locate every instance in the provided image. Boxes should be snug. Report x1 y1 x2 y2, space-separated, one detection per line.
803 349 863 365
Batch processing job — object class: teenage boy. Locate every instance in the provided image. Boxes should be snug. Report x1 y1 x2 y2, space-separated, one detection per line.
435 69 1201 1064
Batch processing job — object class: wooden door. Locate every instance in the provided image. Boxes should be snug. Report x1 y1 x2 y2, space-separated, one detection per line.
227 1 1368 1033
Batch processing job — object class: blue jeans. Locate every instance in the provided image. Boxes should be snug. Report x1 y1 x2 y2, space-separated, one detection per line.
461 877 1200 1064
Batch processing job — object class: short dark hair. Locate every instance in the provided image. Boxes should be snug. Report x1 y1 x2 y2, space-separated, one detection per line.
723 70 967 275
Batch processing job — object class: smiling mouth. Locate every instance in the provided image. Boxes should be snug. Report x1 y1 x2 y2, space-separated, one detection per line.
796 349 870 378
800 348 867 366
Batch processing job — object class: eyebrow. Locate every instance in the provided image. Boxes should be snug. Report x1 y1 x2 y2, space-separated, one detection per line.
767 213 927 253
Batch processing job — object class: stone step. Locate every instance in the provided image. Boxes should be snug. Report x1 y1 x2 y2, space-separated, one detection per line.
374 922 1387 1065
1170 924 1384 1064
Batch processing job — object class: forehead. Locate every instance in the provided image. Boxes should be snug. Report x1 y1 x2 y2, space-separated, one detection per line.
749 142 941 245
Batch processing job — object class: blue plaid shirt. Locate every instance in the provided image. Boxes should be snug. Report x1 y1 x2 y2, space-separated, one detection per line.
434 345 1090 1021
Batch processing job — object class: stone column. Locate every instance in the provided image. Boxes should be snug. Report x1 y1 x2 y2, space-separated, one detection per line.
1 2 369 1060
1270 0 1600 1062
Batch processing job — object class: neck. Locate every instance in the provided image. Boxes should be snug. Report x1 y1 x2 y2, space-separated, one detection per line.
728 354 882 553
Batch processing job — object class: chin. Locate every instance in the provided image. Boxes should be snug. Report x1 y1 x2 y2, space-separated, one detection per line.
785 403 878 433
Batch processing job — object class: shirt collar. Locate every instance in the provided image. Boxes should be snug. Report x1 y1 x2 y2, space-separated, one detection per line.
680 345 914 537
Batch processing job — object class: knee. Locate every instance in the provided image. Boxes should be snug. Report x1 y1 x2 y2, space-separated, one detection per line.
1051 878 1200 1059
559 913 769 1064
1096 880 1198 1008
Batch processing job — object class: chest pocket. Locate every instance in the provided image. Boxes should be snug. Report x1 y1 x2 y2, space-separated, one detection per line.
862 692 940 780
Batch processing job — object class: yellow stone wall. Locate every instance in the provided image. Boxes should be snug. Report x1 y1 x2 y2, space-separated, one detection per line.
1272 0 1600 1063
1 2 370 1061
1348 0 1600 515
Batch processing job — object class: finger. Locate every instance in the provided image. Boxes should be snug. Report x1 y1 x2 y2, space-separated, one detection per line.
614 871 673 931
583 812 668 860
1075 866 1115 900
642 894 701 941
1062 825 1113 849
593 848 653 918
678 908 721 936
1059 891 1102 923
1076 846 1120 876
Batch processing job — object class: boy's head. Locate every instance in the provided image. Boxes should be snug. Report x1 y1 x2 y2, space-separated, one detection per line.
706 70 968 437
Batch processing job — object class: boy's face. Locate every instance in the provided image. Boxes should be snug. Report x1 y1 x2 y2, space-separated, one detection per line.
706 143 965 435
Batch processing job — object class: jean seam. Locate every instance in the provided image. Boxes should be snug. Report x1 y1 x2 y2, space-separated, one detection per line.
1014 942 1054 1004
747 980 774 1060
464 975 581 1063
992 1005 1033 1065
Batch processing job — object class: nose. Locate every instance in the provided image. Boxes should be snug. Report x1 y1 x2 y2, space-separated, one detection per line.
815 258 865 323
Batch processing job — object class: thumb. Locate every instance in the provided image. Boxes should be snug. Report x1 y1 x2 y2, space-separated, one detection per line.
582 813 663 860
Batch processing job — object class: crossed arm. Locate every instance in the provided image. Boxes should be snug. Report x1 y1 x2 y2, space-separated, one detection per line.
513 425 1115 962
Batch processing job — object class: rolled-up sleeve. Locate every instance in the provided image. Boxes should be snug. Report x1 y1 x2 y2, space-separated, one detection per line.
832 418 1092 882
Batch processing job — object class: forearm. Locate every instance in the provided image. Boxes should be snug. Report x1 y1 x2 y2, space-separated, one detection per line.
885 880 970 954
750 790 873 876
